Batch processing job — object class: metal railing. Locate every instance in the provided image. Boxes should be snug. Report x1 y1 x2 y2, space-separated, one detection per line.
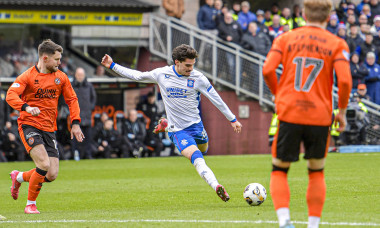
149 14 380 143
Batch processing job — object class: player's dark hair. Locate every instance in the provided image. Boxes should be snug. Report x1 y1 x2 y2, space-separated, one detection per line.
38 39 63 57
172 44 198 63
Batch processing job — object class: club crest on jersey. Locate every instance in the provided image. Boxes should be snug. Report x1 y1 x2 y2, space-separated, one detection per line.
28 137 34 145
55 78 61 85
165 74 170 79
187 79 195 88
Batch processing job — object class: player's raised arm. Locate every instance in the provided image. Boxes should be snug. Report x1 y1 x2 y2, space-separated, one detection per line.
197 77 242 133
101 54 157 83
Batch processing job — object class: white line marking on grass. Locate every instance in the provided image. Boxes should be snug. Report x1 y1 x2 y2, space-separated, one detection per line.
0 219 379 226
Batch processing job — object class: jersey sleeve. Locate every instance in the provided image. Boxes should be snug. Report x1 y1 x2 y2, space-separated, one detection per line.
6 73 29 111
111 63 157 83
262 36 283 95
197 76 236 122
61 74 81 125
333 40 352 109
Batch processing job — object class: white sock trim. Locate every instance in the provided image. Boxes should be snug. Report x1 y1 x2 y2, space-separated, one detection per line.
193 158 219 191
27 200 36 206
276 207 290 227
308 216 320 228
16 172 24 183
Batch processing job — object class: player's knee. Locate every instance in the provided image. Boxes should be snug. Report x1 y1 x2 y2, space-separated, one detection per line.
272 164 289 174
190 150 204 164
38 162 50 171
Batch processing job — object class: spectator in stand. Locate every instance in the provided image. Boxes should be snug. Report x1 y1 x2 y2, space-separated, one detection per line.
256 9 269 35
346 14 357 33
214 0 224 27
345 4 357 24
359 23 371 39
268 15 283 41
94 65 106 77
370 0 380 21
123 109 148 157
0 54 14 77
356 33 378 63
373 29 380 63
358 13 369 26
217 11 243 82
357 0 371 16
71 67 97 159
264 9 273 27
241 22 271 56
197 0 217 32
337 23 347 39
270 3 281 17
2 121 25 161
370 15 380 35
327 14 339 35
364 52 380 104
361 4 373 24
231 1 241 21
280 8 293 30
292 4 306 29
357 83 371 100
162 0 185 20
350 52 369 91
0 81 10 161
336 0 348 22
282 23 290 33
136 92 164 157
237 1 257 32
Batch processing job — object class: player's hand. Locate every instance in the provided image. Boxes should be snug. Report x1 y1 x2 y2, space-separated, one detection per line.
71 124 85 142
101 54 113 68
335 110 347 133
231 120 242 133
25 106 40 116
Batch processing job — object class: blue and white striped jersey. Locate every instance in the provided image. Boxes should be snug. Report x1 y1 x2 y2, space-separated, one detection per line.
111 63 236 132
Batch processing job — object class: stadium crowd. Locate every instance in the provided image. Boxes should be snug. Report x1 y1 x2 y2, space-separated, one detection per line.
196 0 380 105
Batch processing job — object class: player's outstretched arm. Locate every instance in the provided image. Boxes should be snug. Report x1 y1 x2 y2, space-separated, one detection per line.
231 120 242 133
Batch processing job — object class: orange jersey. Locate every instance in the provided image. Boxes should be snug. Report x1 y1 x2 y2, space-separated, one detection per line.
263 26 352 126
6 65 81 132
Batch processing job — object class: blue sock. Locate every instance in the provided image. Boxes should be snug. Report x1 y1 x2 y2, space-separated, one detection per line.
191 150 204 164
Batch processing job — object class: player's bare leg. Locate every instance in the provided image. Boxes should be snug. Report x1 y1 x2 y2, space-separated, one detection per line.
23 145 50 214
182 144 229 202
270 158 294 228
306 158 326 228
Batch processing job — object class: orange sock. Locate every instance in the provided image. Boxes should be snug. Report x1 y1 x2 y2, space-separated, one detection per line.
270 171 290 210
307 171 326 217
27 168 47 201
22 168 36 182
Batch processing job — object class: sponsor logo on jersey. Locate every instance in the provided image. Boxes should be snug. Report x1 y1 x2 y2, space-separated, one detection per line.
35 88 57 98
28 137 34 145
166 87 188 98
11 83 20 88
187 79 195 88
55 78 61 85
34 80 39 84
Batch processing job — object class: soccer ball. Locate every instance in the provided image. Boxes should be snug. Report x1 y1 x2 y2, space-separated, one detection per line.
243 183 267 206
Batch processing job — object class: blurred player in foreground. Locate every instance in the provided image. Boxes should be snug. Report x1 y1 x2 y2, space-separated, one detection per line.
101 44 242 202
7 39 84 214
262 0 352 227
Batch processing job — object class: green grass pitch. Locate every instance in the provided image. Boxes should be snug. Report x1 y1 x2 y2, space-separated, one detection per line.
1 153 379 227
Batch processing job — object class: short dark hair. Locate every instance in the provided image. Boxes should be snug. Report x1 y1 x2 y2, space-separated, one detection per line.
172 44 198 63
38 39 63 57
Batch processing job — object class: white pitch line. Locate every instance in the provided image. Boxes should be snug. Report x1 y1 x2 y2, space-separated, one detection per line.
0 219 379 226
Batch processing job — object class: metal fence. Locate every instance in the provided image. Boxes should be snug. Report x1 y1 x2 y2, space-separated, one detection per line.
149 14 380 144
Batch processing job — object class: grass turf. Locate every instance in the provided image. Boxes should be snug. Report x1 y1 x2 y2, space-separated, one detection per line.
0 153 379 227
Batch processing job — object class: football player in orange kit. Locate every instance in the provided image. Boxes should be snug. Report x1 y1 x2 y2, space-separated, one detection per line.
7 39 84 214
262 0 352 227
